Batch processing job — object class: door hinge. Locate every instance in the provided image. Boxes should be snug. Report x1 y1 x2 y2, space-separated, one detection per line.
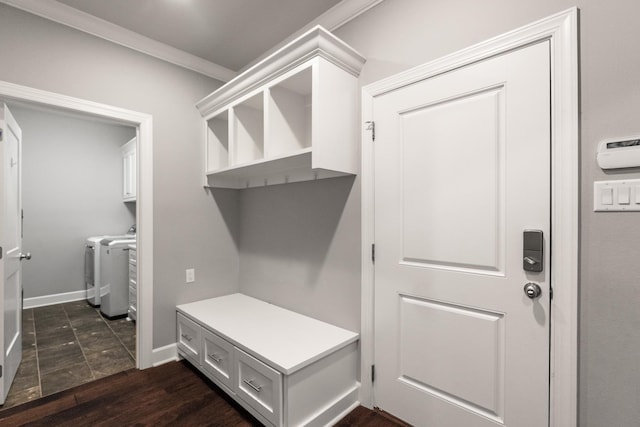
0 128 3 142
371 364 375 383
371 243 375 263
0 246 2 259
365 121 375 141
0 365 3 378
550 286 553 300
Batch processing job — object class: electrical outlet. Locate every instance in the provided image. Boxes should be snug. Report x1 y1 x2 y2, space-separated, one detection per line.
186 268 195 283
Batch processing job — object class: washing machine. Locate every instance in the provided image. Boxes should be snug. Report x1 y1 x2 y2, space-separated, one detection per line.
99 236 136 318
85 226 135 306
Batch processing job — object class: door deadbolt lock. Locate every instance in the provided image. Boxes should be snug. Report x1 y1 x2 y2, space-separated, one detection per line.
19 252 31 261
524 282 542 299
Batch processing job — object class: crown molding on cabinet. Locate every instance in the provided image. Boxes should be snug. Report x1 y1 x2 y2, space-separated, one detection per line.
196 25 366 117
237 0 385 73
0 0 384 82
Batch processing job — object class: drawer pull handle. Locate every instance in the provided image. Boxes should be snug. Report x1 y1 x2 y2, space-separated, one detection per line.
181 333 192 342
208 353 223 363
243 378 262 393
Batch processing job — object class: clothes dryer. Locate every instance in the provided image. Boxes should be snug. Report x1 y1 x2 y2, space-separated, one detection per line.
85 227 135 306
99 237 136 318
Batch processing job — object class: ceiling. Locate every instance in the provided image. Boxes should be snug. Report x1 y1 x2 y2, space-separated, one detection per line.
54 0 342 72
1 0 383 81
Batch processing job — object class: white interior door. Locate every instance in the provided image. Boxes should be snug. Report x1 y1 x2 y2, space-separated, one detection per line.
373 41 551 426
0 103 23 404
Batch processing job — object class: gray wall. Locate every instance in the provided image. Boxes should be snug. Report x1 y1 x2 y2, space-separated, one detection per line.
238 177 360 331
2 1 639 425
0 4 240 349
10 105 136 298
334 1 637 426
236 0 640 425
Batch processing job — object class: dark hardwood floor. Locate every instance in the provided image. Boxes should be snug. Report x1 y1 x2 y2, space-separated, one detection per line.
0 360 408 426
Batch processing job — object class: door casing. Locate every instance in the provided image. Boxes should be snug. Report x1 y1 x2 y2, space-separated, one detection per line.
0 81 154 370
360 8 579 427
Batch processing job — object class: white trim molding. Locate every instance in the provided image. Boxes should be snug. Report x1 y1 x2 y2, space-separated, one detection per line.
0 0 235 82
360 8 579 427
24 289 86 309
0 0 384 82
229 0 386 74
152 343 179 367
0 80 155 371
196 25 366 118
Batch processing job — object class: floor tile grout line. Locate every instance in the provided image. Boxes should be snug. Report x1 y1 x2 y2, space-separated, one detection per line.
102 315 136 362
63 304 97 383
32 309 43 401
5 303 137 409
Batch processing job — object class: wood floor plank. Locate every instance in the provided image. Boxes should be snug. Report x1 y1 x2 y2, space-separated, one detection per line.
0 361 405 426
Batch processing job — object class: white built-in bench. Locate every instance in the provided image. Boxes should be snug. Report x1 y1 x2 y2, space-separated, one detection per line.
176 293 360 426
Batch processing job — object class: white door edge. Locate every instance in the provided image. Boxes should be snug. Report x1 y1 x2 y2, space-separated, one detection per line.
360 7 579 427
0 80 155 370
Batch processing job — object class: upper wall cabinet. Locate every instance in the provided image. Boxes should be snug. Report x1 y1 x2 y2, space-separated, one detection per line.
121 137 136 202
196 26 366 189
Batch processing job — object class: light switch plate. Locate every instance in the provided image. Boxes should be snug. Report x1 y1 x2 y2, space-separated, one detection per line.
594 179 640 211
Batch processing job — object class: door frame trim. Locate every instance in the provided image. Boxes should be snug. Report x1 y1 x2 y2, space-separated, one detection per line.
0 80 154 370
360 8 579 426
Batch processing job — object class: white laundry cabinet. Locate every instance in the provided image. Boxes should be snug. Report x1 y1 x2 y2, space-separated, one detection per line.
121 137 136 202
176 293 359 426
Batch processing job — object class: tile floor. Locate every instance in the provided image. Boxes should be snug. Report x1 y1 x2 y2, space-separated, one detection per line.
1 300 136 409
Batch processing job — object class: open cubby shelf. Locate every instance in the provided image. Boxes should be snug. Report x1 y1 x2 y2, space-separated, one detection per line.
197 26 365 189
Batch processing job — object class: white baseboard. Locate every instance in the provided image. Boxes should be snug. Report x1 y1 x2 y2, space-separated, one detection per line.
24 289 87 309
151 343 178 367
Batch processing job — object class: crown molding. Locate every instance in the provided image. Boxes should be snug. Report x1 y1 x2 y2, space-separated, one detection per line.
196 25 366 118
315 0 386 30
0 0 383 80
0 0 237 82
238 0 385 73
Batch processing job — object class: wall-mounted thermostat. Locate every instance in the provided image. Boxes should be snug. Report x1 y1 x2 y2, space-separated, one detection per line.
596 136 640 169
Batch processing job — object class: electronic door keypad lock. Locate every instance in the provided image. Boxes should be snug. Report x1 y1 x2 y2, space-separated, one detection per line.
523 230 543 272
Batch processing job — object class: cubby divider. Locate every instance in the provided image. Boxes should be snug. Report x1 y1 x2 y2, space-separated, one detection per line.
205 111 229 172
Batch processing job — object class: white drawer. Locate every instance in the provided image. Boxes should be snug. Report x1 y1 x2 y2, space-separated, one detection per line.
129 285 137 309
177 313 201 361
201 329 235 391
236 348 282 426
128 262 137 281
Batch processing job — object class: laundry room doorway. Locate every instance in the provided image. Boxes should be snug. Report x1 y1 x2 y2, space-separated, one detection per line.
0 80 153 407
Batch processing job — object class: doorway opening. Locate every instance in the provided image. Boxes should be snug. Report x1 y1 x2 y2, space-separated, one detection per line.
360 8 579 427
0 80 154 408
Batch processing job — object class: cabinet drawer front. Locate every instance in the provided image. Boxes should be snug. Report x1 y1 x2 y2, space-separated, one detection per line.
128 263 137 281
236 349 282 426
176 313 201 360
129 285 137 309
201 329 235 390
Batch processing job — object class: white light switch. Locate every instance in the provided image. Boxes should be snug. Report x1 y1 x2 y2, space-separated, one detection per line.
601 187 613 205
594 179 640 211
618 187 630 204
